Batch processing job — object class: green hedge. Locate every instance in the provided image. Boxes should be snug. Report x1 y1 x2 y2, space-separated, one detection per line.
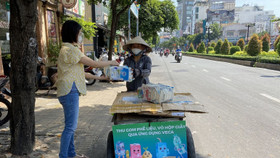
230 46 241 55
208 47 214 51
185 51 280 64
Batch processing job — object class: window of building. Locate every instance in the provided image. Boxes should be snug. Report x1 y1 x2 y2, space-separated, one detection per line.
196 14 199 19
239 30 247 37
196 7 199 13
227 31 234 37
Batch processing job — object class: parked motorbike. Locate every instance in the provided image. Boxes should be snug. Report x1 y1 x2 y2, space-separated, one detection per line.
84 65 104 85
175 51 182 63
36 57 57 92
0 76 11 126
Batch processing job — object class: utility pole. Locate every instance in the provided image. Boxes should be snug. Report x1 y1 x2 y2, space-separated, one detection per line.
246 23 255 44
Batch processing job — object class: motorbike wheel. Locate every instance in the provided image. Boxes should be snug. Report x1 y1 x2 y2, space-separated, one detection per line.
0 97 11 126
85 71 96 85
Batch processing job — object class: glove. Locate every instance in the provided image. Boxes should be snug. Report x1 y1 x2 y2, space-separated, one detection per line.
133 69 141 78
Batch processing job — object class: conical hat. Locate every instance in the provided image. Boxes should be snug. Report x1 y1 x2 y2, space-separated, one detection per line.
123 36 152 53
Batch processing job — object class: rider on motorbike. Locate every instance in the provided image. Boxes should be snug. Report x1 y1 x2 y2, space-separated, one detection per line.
175 46 182 57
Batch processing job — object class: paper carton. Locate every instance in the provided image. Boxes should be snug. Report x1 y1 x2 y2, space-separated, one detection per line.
104 66 133 81
141 83 174 104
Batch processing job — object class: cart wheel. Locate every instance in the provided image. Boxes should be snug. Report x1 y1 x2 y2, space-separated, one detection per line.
186 126 196 158
107 131 115 158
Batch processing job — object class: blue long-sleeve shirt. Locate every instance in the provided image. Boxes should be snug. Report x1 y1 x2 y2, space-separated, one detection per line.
124 55 152 91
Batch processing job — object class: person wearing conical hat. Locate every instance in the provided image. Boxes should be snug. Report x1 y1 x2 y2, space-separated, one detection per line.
123 36 152 91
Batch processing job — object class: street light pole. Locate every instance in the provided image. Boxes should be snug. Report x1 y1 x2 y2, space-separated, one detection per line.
206 23 211 54
247 24 250 43
246 23 255 44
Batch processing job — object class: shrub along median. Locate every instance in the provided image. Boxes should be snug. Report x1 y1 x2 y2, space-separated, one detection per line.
182 35 280 71
183 51 280 71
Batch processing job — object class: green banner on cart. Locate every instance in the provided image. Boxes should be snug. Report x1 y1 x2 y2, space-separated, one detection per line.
112 121 187 158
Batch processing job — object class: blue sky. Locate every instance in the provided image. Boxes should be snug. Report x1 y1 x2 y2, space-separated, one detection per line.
171 0 280 17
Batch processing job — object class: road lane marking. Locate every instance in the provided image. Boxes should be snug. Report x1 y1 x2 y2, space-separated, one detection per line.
203 69 208 72
220 76 231 81
191 65 196 68
260 93 280 104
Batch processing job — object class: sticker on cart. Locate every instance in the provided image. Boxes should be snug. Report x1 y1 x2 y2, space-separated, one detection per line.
112 121 188 158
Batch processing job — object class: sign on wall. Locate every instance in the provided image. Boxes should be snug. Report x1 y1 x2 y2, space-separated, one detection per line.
62 0 77 9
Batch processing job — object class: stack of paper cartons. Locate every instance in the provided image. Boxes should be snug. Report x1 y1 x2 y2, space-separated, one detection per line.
141 83 174 104
104 66 133 81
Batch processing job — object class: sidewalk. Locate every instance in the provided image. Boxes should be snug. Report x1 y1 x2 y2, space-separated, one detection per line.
0 81 126 158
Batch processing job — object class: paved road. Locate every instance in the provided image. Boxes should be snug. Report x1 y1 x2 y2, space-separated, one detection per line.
149 53 280 158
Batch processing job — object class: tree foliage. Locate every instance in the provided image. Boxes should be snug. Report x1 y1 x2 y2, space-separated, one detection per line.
64 16 97 40
261 34 270 52
197 42 206 53
230 46 241 55
274 35 280 51
113 0 178 41
210 42 216 48
221 38 230 55
237 38 245 51
258 31 268 38
209 23 222 40
277 42 280 56
214 40 223 54
247 34 262 56
87 0 140 60
189 43 194 52
160 0 179 32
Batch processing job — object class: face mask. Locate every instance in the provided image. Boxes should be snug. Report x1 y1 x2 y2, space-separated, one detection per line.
131 48 142 56
78 34 83 44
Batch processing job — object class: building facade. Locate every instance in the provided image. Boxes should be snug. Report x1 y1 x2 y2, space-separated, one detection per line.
235 4 275 35
177 0 195 37
192 0 209 34
207 0 235 24
222 23 251 44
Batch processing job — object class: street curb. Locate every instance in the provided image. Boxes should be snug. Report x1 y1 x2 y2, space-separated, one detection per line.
184 54 280 71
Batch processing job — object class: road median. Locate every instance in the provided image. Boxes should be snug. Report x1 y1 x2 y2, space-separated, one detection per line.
184 53 280 71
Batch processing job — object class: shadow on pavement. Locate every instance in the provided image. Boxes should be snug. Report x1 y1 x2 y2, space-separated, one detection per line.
86 81 125 92
35 105 113 158
0 105 114 158
35 92 57 99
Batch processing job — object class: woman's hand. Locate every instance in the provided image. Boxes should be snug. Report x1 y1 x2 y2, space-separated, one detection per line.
99 75 110 81
110 60 120 66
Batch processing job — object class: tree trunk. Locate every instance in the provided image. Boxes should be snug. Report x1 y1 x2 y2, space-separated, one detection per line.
9 0 37 155
108 0 117 61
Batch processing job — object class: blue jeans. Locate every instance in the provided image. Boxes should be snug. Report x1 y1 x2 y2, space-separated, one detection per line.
58 83 79 158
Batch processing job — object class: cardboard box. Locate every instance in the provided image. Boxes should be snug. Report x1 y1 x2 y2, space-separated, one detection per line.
162 93 206 113
110 92 162 114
